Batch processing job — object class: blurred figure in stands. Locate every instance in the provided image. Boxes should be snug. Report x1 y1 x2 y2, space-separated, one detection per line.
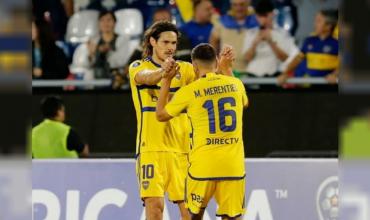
242 0 299 78
87 10 130 79
32 19 69 80
32 96 89 158
278 9 339 85
32 0 69 40
180 0 215 48
209 0 258 74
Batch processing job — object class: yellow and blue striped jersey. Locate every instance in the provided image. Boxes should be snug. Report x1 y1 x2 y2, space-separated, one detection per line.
301 35 339 76
129 57 196 155
165 73 248 179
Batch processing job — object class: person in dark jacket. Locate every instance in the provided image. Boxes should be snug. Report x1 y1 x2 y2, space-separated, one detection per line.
32 19 69 80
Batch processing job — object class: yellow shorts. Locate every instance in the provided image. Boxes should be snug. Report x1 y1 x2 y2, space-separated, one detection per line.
185 175 245 218
136 151 188 202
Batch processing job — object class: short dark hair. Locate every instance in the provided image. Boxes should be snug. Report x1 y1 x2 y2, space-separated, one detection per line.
142 21 180 58
320 9 338 32
191 43 217 63
98 10 117 23
255 0 275 16
41 96 64 118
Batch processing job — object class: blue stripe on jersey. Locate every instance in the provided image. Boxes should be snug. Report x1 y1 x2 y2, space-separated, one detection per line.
141 107 156 112
136 86 144 154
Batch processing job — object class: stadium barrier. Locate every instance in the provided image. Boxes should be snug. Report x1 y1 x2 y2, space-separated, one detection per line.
33 159 338 220
32 77 333 88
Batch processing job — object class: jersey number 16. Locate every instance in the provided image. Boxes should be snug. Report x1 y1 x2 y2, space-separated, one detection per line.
202 97 237 134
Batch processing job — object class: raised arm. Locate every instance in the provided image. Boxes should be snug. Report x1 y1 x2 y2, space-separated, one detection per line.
156 59 179 122
134 68 165 85
217 45 235 76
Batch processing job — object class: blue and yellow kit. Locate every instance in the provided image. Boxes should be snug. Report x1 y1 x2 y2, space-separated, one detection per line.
300 35 339 77
165 72 248 216
129 57 195 200
129 57 195 155
165 72 247 179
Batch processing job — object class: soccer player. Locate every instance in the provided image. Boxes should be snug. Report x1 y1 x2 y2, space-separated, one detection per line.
128 21 233 220
156 43 248 220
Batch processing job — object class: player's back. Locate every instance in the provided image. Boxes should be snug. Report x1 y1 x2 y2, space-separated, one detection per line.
185 73 248 179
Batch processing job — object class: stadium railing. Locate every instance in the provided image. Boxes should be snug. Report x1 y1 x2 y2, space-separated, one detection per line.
32 77 334 88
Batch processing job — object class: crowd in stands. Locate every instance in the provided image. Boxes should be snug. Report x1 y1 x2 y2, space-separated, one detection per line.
31 0 339 90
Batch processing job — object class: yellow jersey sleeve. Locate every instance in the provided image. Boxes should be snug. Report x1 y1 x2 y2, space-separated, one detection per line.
128 60 145 85
239 81 248 107
165 85 192 117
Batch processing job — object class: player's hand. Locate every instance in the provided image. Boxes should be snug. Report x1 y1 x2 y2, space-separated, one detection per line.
218 45 235 72
161 58 177 79
325 73 338 84
161 57 176 74
277 73 289 86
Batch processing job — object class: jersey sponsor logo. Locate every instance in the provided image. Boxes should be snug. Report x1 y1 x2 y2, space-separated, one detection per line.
308 44 313 50
191 193 204 203
206 137 239 145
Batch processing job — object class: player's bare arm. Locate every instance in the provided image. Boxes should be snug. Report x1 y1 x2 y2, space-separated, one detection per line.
134 68 164 85
217 45 235 76
156 59 178 122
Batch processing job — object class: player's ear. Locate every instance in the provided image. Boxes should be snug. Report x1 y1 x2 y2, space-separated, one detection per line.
149 37 156 47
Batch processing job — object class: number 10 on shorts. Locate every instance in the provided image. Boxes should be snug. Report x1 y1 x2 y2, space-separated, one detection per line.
142 164 154 179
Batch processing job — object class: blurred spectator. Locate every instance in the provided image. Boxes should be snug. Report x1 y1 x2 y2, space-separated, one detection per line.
180 0 214 48
126 8 192 65
32 19 69 80
278 9 339 85
32 0 69 40
32 96 89 158
87 10 130 79
209 0 259 73
273 0 298 36
242 0 299 77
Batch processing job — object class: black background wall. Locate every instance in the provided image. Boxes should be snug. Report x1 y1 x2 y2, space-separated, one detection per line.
32 89 339 158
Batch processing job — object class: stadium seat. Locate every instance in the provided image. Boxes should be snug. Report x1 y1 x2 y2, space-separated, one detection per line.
114 9 143 55
69 43 93 80
65 10 99 44
114 8 143 37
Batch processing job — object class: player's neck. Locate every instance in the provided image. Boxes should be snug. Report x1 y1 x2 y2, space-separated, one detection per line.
198 68 215 78
152 54 164 66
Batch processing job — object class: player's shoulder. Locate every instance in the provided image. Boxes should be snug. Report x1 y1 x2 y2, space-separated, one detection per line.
176 60 193 68
222 75 245 89
129 59 143 69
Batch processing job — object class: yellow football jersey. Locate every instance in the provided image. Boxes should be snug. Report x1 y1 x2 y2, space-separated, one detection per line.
129 57 196 156
166 73 248 179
